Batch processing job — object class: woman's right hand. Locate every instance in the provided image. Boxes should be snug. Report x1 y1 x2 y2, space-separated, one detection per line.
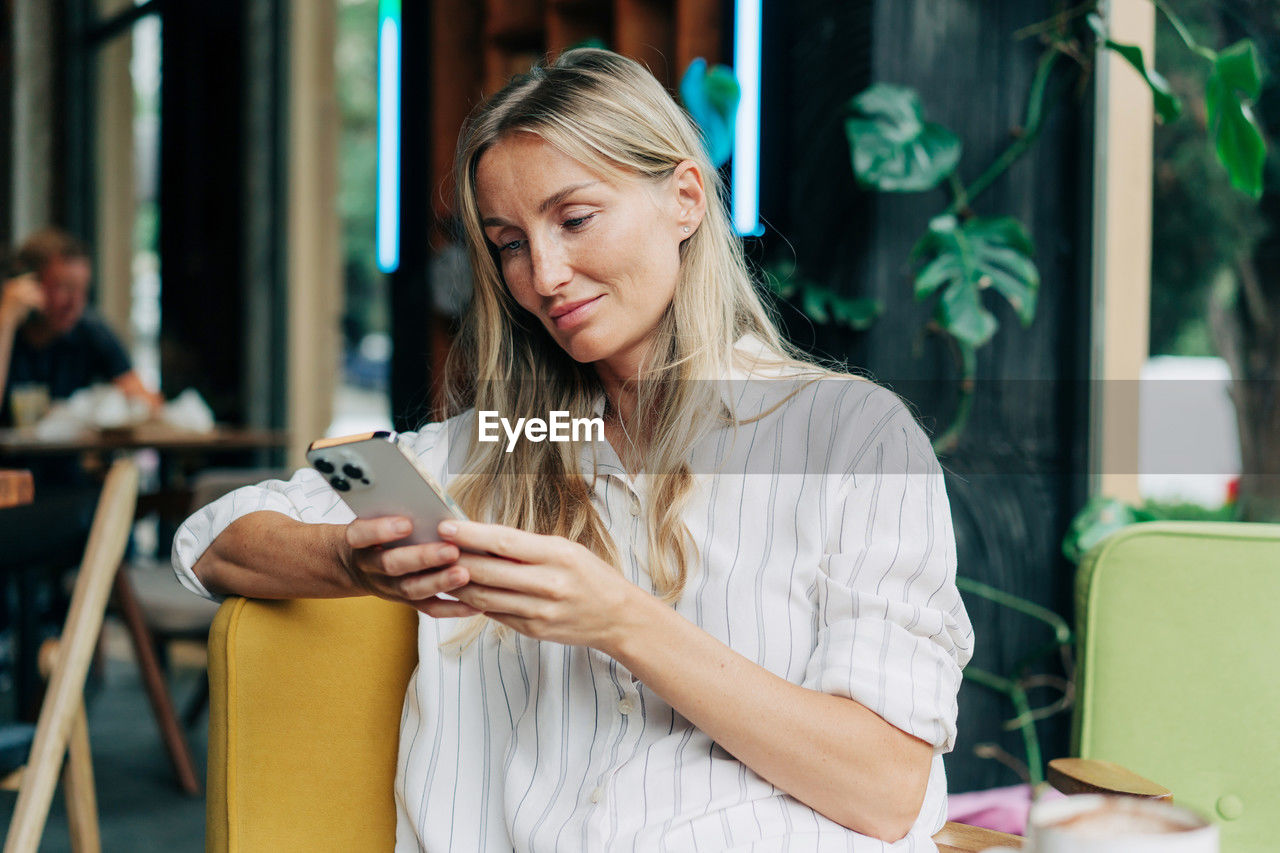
0 274 44 331
341 516 479 616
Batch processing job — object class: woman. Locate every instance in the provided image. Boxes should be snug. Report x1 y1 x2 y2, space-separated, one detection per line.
174 49 972 851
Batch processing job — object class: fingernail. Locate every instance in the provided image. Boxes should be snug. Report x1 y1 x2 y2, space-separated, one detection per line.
438 520 458 537
393 519 412 535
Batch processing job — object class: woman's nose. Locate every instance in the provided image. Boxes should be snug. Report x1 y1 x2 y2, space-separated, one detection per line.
529 239 572 296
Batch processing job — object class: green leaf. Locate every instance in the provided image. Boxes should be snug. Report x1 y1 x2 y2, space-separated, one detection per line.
845 84 961 192
1215 39 1263 99
938 283 998 348
910 215 1041 341
1087 16 1183 124
1104 40 1183 123
801 288 830 325
761 260 798 298
976 245 1039 325
914 255 963 300
1206 40 1267 199
964 216 1036 255
830 297 883 330
1062 497 1157 563
763 261 881 333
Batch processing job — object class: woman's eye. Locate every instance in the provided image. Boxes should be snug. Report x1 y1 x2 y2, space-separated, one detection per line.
563 213 595 230
499 239 524 254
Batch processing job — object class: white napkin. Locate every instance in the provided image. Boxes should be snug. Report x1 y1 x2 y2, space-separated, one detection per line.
33 384 151 437
30 384 217 437
161 388 215 433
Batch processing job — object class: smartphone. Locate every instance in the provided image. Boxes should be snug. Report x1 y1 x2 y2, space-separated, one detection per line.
306 431 466 546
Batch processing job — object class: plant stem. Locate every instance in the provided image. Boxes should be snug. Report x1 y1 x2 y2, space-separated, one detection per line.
945 48 1063 217
1149 0 1217 62
932 341 975 454
1009 684 1045 787
948 173 970 215
962 666 1045 786
1012 1 1098 42
956 577 1073 645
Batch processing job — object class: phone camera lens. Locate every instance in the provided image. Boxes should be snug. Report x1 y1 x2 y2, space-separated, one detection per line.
330 476 350 492
342 463 364 480
313 459 334 474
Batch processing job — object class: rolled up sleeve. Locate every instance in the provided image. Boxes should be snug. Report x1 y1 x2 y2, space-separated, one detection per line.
803 401 974 753
170 468 353 601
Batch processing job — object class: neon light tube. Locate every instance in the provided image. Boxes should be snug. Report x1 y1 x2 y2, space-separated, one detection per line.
376 0 402 273
733 0 763 237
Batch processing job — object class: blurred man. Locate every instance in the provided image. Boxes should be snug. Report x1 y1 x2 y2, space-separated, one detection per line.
0 230 165 718
0 227 161 426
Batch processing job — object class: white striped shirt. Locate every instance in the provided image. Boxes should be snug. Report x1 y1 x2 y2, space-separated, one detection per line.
173 374 973 852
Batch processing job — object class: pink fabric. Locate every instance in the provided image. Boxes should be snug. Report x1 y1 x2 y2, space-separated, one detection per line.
947 784 1066 835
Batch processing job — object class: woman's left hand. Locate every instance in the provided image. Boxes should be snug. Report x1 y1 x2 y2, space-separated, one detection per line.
435 519 644 652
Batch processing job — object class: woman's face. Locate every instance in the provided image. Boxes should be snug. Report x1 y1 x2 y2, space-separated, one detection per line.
475 133 704 379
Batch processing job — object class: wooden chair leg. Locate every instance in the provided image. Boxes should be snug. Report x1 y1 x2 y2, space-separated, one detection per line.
4 461 139 853
63 703 100 853
112 571 202 795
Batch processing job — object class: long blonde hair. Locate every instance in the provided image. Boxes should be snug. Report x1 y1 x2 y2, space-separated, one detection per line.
444 49 826 640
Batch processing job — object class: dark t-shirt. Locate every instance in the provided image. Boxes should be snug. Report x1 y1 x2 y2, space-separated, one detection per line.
1 312 132 426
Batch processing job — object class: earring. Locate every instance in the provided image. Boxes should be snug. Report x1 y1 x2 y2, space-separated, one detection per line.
682 226 691 234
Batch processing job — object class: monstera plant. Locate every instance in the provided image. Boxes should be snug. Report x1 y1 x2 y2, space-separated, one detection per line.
678 3 1266 456
836 1 1269 788
833 2 1266 452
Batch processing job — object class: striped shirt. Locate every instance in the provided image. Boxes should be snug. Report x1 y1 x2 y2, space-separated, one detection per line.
173 373 973 852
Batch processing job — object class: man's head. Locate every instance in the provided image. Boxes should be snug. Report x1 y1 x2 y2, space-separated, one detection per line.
15 228 92 337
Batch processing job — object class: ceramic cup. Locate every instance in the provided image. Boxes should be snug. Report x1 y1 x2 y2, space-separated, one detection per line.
9 383 50 428
983 794 1218 853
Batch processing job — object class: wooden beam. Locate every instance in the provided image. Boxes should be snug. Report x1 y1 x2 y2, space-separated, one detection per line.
1090 0 1155 503
285 0 340 463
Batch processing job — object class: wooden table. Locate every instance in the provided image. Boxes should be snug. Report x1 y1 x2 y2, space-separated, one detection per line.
0 424 291 520
0 425 287 795
0 469 34 508
0 424 288 457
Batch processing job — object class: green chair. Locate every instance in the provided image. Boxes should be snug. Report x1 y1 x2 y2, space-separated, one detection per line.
1074 521 1280 853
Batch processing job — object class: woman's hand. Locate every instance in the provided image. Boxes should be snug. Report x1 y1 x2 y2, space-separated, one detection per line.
434 519 641 650
341 515 480 617
0 274 44 331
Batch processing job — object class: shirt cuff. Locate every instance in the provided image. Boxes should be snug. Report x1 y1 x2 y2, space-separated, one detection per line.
802 582 964 752
169 484 303 602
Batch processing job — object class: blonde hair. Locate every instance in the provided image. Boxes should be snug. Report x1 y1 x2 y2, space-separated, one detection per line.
444 49 828 644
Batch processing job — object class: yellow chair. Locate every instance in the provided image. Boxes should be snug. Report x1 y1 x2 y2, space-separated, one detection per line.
209 595 1040 852
2 458 139 853
207 596 417 852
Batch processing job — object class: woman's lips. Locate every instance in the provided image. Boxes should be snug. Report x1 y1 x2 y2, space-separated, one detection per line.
550 295 603 330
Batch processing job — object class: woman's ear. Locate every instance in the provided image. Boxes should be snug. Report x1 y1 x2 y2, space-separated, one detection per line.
672 160 707 239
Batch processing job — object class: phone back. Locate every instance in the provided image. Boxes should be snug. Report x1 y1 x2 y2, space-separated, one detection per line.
305 434 464 546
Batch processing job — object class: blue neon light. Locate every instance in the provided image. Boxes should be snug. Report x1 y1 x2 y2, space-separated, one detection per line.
375 2 402 273
732 0 763 237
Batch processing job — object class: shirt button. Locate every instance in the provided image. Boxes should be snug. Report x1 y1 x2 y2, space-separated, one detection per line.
589 786 603 804
618 697 637 714
629 497 641 516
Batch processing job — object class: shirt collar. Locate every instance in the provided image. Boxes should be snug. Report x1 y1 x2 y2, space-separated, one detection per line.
580 335 784 483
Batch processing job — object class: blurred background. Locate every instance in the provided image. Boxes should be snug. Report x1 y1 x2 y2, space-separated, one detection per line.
2 0 1278 847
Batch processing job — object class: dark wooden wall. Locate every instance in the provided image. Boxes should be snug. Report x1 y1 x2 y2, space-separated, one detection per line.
158 0 287 429
158 2 249 421
760 0 1093 792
